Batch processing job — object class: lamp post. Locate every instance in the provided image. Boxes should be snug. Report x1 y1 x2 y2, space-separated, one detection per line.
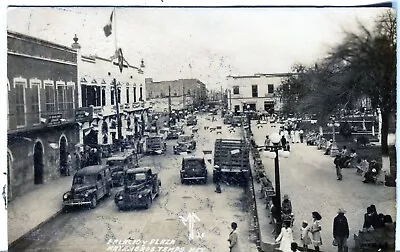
262 132 290 236
327 117 340 156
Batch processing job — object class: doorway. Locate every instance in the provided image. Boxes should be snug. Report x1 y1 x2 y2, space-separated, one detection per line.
59 136 67 175
33 141 44 184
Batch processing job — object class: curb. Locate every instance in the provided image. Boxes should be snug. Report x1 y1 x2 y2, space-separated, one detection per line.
8 207 63 250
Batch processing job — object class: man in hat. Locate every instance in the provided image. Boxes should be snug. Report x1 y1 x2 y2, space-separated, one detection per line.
333 208 349 252
213 165 222 193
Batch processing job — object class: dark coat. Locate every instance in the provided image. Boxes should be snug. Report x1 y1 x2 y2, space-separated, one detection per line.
333 213 349 238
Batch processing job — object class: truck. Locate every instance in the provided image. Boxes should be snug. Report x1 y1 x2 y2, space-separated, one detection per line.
213 139 250 185
144 135 166 155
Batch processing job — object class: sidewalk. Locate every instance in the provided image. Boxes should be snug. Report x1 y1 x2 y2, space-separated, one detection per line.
8 175 72 246
250 122 396 252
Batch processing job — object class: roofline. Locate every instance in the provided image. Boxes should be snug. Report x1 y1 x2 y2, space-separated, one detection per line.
7 30 77 53
227 73 299 79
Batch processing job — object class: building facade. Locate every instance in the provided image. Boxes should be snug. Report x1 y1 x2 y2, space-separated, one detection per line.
226 73 290 114
7 31 79 199
145 78 206 112
77 53 148 147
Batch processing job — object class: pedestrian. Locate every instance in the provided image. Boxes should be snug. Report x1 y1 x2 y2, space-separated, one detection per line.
275 221 294 252
291 242 299 252
228 222 240 252
281 136 287 150
264 135 271 149
334 155 343 180
310 211 323 252
2 184 6 210
300 221 312 251
299 129 304 143
214 165 222 193
333 208 349 252
74 152 81 171
66 152 72 176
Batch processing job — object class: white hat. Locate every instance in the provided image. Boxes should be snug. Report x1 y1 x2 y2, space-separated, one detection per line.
338 208 346 214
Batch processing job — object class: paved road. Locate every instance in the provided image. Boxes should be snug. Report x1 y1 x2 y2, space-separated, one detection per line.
251 122 396 251
10 114 257 252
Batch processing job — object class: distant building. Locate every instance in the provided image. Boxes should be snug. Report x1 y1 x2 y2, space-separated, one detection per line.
226 73 292 114
145 78 206 112
7 31 79 199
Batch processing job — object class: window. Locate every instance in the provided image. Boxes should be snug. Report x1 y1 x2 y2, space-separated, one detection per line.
117 88 121 103
133 87 137 102
126 87 130 104
81 84 87 107
111 89 115 105
268 84 274 94
65 84 74 118
233 86 239 95
252 85 258 98
234 105 240 113
30 80 41 124
14 78 27 127
174 92 177 96
57 82 66 114
101 88 106 106
45 81 55 112
187 89 191 95
139 87 143 101
95 86 101 107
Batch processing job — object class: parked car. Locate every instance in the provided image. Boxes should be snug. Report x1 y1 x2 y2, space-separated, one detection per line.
159 127 170 140
180 156 208 184
167 126 181 140
144 135 167 155
106 151 138 187
186 115 198 126
62 165 112 210
173 134 197 154
114 167 161 210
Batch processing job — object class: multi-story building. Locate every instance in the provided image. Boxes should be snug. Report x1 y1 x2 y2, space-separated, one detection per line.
226 73 292 114
145 78 206 112
7 31 79 199
77 53 148 147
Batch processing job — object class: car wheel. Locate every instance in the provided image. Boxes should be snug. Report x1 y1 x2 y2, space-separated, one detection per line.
117 204 125 211
203 178 207 184
90 195 98 209
181 178 185 184
145 195 152 209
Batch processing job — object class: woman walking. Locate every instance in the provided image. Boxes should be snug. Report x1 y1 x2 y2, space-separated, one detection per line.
275 221 294 252
310 211 323 252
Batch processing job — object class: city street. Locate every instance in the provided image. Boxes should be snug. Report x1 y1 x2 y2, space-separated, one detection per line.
9 115 258 252
251 122 396 251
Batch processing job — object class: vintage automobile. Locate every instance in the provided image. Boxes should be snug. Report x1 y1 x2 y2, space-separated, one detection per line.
144 135 167 155
158 127 170 140
106 151 138 187
173 134 197 154
166 126 181 140
114 167 161 210
62 165 112 210
186 115 198 126
180 156 208 184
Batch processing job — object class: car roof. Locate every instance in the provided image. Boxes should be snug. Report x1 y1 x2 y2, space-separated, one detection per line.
179 134 191 137
126 167 154 174
183 156 204 161
75 165 108 176
106 154 133 161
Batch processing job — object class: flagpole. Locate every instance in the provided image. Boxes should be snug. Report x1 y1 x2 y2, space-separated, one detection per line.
113 7 118 51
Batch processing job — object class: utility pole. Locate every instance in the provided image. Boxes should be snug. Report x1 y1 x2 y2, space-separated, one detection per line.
168 85 172 127
113 78 122 140
182 85 186 110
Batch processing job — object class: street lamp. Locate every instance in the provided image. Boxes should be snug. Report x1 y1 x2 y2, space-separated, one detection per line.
327 116 340 156
262 132 290 236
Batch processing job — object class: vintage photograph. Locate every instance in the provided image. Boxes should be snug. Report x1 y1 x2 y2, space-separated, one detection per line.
6 5 396 252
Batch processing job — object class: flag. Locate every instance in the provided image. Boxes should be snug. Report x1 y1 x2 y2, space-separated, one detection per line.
103 11 113 37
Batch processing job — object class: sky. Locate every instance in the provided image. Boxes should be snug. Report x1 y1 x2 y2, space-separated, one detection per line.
6 6 388 90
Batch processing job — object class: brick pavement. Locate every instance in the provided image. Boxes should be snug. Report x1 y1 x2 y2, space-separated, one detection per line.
250 122 396 251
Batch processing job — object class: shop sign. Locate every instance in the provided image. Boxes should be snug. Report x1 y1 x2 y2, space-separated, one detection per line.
75 108 93 122
47 113 63 126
